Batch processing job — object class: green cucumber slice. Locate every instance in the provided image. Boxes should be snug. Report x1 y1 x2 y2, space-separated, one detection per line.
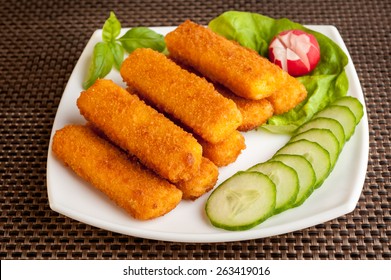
248 161 298 214
205 171 276 231
294 117 346 151
275 139 330 189
270 154 316 207
313 105 356 141
332 96 364 125
290 128 340 168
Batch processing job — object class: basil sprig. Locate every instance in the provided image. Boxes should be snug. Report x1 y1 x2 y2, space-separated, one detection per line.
118 27 166 54
83 12 166 89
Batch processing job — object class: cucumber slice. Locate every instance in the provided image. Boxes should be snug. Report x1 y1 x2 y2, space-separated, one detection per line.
313 105 356 141
294 117 345 152
205 171 276 231
332 96 364 125
248 161 298 214
270 154 316 207
290 128 340 168
276 139 330 189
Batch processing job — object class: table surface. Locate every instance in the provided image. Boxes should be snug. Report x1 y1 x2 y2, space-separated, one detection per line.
1 0 390 260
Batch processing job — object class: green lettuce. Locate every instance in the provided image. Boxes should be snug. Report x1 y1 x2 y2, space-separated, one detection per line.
208 11 349 134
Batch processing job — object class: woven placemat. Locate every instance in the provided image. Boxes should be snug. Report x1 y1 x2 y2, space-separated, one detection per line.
1 0 390 259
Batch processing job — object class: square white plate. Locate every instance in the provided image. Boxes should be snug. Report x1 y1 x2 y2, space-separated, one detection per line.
46 25 369 243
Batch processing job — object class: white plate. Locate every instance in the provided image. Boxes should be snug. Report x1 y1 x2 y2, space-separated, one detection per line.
46 25 369 243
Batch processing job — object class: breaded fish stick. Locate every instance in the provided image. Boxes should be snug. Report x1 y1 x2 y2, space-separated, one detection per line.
85 121 217 200
120 48 242 144
86 122 217 200
77 79 202 183
267 78 308 115
52 125 182 220
168 58 274 131
165 20 289 100
176 157 219 200
198 130 246 167
215 85 274 131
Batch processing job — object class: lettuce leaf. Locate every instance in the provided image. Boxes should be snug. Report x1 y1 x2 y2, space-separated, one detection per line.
208 11 349 134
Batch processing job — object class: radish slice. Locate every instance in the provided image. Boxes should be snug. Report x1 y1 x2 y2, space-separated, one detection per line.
268 29 321 77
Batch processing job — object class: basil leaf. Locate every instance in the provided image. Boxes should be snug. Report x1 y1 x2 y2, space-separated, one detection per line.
118 27 166 53
110 42 125 70
83 42 114 89
102 11 121 43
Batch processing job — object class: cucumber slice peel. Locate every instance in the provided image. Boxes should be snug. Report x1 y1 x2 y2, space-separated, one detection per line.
332 96 364 125
313 105 356 141
270 154 316 207
248 161 298 214
290 128 340 168
294 117 346 151
276 139 331 189
205 171 276 231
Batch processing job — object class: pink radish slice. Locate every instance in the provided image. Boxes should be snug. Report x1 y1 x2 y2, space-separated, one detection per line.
268 29 321 77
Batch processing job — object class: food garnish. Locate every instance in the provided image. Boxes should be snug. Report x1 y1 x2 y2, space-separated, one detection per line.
268 29 321 77
209 11 349 133
83 11 166 89
205 96 363 231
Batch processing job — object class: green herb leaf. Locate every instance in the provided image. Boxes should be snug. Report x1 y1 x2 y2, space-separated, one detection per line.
82 13 168 89
83 42 114 89
110 42 125 70
118 27 166 53
102 11 121 43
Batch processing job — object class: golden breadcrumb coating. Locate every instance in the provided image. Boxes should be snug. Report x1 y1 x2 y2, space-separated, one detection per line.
120 48 242 144
198 130 246 167
52 125 182 220
176 157 219 200
215 84 274 131
165 20 289 100
77 79 202 183
267 77 308 115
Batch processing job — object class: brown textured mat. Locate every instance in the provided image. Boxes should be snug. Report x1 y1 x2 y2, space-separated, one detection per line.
1 0 390 259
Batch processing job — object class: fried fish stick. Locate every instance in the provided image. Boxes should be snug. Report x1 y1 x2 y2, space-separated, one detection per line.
168 58 274 131
77 79 202 183
267 78 308 115
176 157 219 200
120 48 242 144
87 122 217 200
165 20 290 100
52 125 182 220
215 85 274 131
198 130 246 167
